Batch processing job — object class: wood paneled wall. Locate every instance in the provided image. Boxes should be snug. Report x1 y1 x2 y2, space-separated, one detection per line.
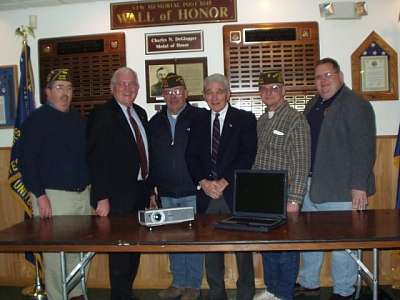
0 136 398 288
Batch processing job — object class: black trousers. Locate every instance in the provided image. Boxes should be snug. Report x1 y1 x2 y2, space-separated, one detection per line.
205 196 255 300
205 252 255 300
109 252 140 300
108 180 147 300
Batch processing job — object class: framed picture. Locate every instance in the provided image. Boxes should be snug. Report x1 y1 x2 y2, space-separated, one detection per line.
145 57 208 103
0 65 18 128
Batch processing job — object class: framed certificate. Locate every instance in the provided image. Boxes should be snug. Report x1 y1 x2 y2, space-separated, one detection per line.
360 55 389 92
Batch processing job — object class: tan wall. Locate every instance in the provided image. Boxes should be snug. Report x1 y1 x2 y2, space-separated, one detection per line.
0 135 399 288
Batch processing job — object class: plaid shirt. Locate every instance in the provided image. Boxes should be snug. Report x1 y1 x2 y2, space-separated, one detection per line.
253 101 311 204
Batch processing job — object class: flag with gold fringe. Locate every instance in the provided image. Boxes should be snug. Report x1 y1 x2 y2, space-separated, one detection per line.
7 41 41 270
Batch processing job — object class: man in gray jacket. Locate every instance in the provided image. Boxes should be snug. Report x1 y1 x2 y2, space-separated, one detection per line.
295 57 376 300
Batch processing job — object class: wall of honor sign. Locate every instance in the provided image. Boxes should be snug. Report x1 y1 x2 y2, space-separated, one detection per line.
38 32 126 118
110 0 237 29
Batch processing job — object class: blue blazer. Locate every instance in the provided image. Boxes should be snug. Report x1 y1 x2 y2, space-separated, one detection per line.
185 104 257 214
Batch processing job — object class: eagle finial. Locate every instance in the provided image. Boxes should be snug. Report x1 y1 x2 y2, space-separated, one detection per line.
14 25 35 42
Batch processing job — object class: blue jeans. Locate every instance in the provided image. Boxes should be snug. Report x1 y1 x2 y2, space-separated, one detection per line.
261 185 297 300
299 179 357 296
262 251 299 300
161 196 204 289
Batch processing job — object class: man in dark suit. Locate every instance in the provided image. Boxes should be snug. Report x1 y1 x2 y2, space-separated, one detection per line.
185 73 257 300
86 67 156 300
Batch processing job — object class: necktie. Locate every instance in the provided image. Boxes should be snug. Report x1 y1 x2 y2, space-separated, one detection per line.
211 113 220 180
127 107 148 179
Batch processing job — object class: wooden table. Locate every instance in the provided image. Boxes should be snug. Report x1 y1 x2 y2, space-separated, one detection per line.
0 209 400 299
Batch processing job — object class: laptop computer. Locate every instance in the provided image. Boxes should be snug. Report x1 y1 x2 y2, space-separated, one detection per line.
213 169 288 233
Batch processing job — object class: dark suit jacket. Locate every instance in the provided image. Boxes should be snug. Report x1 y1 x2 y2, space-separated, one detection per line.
185 104 257 214
86 98 151 214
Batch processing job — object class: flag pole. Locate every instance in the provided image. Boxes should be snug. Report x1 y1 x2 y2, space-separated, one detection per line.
21 258 47 299
13 25 47 300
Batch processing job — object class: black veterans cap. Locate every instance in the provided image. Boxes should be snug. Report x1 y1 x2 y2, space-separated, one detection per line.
161 73 186 89
258 70 284 86
47 69 71 83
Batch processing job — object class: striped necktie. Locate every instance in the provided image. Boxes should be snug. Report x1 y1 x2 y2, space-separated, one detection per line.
127 107 148 179
211 113 220 180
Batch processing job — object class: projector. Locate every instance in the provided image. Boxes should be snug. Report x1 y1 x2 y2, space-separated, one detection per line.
138 207 194 227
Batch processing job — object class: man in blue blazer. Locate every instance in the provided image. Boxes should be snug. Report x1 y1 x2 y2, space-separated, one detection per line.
86 67 156 300
185 73 257 300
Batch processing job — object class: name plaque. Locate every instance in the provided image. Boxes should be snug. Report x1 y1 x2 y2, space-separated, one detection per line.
244 28 297 43
146 31 203 54
111 0 237 29
56 39 105 55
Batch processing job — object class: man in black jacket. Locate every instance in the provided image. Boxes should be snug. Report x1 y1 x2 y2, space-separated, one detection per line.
149 73 206 300
86 67 156 300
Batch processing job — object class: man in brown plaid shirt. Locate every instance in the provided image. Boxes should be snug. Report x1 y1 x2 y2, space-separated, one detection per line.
253 70 310 300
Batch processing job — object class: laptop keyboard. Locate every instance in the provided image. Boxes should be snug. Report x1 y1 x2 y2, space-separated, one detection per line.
229 217 277 225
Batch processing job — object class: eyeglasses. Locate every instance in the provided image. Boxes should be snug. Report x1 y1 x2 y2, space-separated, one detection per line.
314 71 339 81
259 84 283 94
163 89 184 96
51 85 74 92
114 81 138 89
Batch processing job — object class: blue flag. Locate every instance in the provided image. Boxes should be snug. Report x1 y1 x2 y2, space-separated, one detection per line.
395 124 400 209
7 43 40 269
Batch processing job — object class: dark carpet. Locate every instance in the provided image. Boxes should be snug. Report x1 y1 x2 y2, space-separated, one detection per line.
0 285 399 299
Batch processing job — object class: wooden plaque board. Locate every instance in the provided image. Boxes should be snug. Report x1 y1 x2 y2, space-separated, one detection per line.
223 22 320 94
223 21 319 115
38 32 126 117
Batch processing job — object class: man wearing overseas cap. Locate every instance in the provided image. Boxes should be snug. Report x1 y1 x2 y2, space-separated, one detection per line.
19 69 91 300
149 73 207 300
253 70 310 300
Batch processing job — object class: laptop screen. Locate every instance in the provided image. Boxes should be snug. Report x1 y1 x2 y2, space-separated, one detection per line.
234 170 288 218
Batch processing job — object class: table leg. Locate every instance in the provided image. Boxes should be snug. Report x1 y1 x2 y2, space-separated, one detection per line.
60 251 68 300
346 248 379 300
372 248 378 300
355 249 363 299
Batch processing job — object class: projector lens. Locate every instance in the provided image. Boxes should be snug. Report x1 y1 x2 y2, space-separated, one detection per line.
153 213 162 222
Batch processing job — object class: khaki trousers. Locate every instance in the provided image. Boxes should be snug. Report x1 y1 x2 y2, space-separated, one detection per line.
31 188 91 300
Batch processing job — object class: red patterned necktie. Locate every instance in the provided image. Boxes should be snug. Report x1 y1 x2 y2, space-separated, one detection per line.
127 107 148 179
211 113 220 180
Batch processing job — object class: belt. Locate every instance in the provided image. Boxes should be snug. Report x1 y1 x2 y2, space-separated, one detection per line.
64 186 87 193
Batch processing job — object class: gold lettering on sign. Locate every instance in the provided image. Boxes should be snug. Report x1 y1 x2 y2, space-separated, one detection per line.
178 7 228 19
117 12 155 23
111 0 237 29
